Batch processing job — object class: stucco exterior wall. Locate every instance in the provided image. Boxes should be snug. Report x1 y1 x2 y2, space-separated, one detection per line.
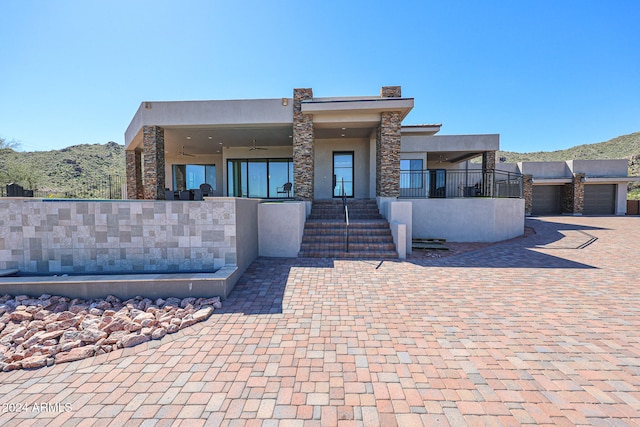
516 161 572 178
616 183 627 215
401 134 499 153
314 138 370 199
409 198 524 242
234 198 260 271
0 198 254 274
258 202 306 257
569 159 629 177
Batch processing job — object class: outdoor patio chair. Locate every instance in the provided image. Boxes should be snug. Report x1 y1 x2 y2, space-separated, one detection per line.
276 182 292 198
199 183 213 197
179 190 191 200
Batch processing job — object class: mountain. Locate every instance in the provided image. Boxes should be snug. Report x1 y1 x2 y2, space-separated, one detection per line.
0 142 125 194
496 131 640 177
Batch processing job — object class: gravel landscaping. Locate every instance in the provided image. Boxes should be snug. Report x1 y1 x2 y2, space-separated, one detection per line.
0 293 221 371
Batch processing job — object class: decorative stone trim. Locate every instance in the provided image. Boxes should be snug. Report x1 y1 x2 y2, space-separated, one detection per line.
376 112 402 197
143 126 166 200
523 174 533 215
563 173 585 214
126 150 143 200
381 86 402 98
293 89 314 201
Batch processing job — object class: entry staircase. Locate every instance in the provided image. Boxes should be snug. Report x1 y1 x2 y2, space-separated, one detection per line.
298 199 398 259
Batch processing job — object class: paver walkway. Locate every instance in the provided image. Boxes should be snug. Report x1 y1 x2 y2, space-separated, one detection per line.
1 216 639 426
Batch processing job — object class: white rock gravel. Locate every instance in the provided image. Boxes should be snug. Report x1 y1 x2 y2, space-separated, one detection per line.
0 293 222 371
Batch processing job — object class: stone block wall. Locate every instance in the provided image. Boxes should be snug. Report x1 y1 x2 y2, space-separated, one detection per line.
375 87 403 198
562 173 585 214
0 199 243 274
381 86 402 98
376 112 402 197
293 89 314 201
523 174 533 215
143 126 166 200
126 150 143 199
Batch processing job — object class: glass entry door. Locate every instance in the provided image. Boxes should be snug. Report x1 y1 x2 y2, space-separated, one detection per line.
333 152 354 198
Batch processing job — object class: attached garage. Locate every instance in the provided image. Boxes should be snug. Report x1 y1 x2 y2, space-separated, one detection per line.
583 184 616 215
532 185 563 215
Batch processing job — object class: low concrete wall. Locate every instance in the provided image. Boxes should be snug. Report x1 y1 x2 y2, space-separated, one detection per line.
0 266 239 300
235 198 261 271
388 201 412 255
410 198 524 242
390 222 407 259
258 202 305 257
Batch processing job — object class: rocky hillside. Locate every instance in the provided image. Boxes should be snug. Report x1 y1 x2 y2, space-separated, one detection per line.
497 131 640 179
0 141 125 194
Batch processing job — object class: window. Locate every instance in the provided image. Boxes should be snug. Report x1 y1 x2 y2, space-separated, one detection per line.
429 169 446 198
227 158 294 198
172 164 216 191
400 159 423 189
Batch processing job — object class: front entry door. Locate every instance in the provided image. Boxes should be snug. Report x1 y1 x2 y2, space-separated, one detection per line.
333 152 354 198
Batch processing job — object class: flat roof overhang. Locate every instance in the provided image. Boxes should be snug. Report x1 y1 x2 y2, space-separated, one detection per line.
584 176 640 183
301 97 414 139
401 134 499 165
532 178 573 185
125 98 295 152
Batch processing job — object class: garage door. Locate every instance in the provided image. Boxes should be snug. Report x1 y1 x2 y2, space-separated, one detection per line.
584 184 616 215
532 185 563 215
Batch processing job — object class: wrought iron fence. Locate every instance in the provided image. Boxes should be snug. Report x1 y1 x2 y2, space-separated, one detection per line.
399 169 523 199
1 175 126 200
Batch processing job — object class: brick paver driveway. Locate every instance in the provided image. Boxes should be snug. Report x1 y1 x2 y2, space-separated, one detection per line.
1 216 639 426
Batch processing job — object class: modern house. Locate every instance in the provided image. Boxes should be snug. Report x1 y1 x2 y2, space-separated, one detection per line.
5 87 637 299
124 86 525 255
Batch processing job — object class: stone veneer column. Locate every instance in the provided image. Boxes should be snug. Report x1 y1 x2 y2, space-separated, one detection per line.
126 150 143 199
143 125 166 200
562 173 585 215
376 86 403 197
482 151 496 171
481 151 497 197
293 88 314 201
523 174 533 215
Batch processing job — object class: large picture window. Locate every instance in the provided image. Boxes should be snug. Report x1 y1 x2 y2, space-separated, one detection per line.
228 158 293 198
172 164 216 191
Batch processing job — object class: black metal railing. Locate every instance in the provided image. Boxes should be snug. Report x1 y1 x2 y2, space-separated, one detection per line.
1 175 126 200
399 169 523 199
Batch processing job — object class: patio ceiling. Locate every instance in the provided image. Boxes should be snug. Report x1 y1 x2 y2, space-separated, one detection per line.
429 151 484 164
162 125 293 156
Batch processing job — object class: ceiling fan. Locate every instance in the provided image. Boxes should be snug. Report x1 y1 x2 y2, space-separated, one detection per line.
248 139 268 151
178 146 195 157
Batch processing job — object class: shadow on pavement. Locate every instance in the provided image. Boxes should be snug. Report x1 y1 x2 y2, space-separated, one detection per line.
408 217 607 269
216 218 609 315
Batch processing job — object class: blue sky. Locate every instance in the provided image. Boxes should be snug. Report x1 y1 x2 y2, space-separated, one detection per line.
1 0 638 153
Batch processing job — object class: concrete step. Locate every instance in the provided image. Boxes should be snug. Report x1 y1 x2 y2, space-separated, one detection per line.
302 234 394 243
300 242 397 251
298 250 399 259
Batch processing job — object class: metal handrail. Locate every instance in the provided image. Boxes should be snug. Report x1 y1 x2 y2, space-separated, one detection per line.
341 178 349 252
